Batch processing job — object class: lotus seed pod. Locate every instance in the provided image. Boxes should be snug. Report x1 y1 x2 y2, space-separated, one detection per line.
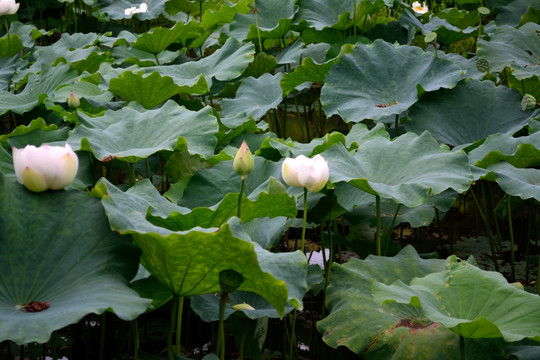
219 269 244 293
478 7 490 17
476 58 490 73
424 32 437 44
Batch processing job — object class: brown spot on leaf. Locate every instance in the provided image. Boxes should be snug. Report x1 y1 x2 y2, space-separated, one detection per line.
20 301 50 313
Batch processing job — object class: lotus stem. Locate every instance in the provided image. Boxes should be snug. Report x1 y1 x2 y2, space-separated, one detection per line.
254 8 263 54
237 178 245 218
167 296 179 360
217 292 228 360
176 296 184 354
469 188 500 271
128 162 136 186
288 309 297 360
460 335 465 360
353 0 357 35
507 196 516 281
383 204 401 256
301 187 308 253
376 195 382 256
394 114 400 137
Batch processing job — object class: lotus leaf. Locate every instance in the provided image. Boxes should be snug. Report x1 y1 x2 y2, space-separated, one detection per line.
323 131 473 207
373 255 540 342
321 39 464 122
0 174 150 345
68 100 219 162
406 80 533 147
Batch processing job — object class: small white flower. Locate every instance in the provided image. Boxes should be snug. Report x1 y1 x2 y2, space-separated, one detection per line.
0 0 19 16
12 143 79 192
281 154 329 193
412 1 429 14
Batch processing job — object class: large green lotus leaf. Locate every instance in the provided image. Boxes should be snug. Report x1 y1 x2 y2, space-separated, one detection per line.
494 0 540 27
49 81 114 104
294 0 354 30
469 132 540 170
323 132 473 207
132 218 293 316
221 73 283 120
144 38 254 93
481 162 540 201
0 174 150 345
0 64 77 115
477 23 540 80
373 255 540 342
97 178 190 236
321 39 464 122
178 157 283 209
406 80 533 147
30 33 99 70
316 246 460 356
131 22 203 54
108 71 179 109
0 56 25 91
98 0 166 20
147 177 296 230
68 101 218 162
111 46 181 67
229 0 296 41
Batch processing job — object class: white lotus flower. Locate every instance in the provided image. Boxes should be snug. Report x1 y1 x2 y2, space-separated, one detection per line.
124 2 148 16
281 154 329 193
0 0 19 16
12 143 79 192
412 1 429 14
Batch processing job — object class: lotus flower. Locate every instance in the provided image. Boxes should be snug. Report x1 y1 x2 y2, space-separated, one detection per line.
281 154 329 193
12 143 79 192
412 1 429 14
0 0 19 15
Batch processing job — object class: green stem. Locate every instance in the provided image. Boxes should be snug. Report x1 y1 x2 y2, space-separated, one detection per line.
154 53 161 66
470 188 500 271
288 310 297 360
376 195 381 256
167 297 179 360
239 331 247 360
218 292 228 360
238 178 245 218
3 18 10 53
301 187 308 254
460 335 465 360
254 9 263 54
394 114 400 137
146 157 151 178
507 196 516 281
382 204 401 256
175 297 184 354
128 162 136 186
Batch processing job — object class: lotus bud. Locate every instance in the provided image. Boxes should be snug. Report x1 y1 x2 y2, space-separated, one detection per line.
281 154 329 193
68 90 80 109
12 143 79 192
233 141 254 180
0 0 19 15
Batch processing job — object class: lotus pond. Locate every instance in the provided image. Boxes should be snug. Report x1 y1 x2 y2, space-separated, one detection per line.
0 0 539 359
